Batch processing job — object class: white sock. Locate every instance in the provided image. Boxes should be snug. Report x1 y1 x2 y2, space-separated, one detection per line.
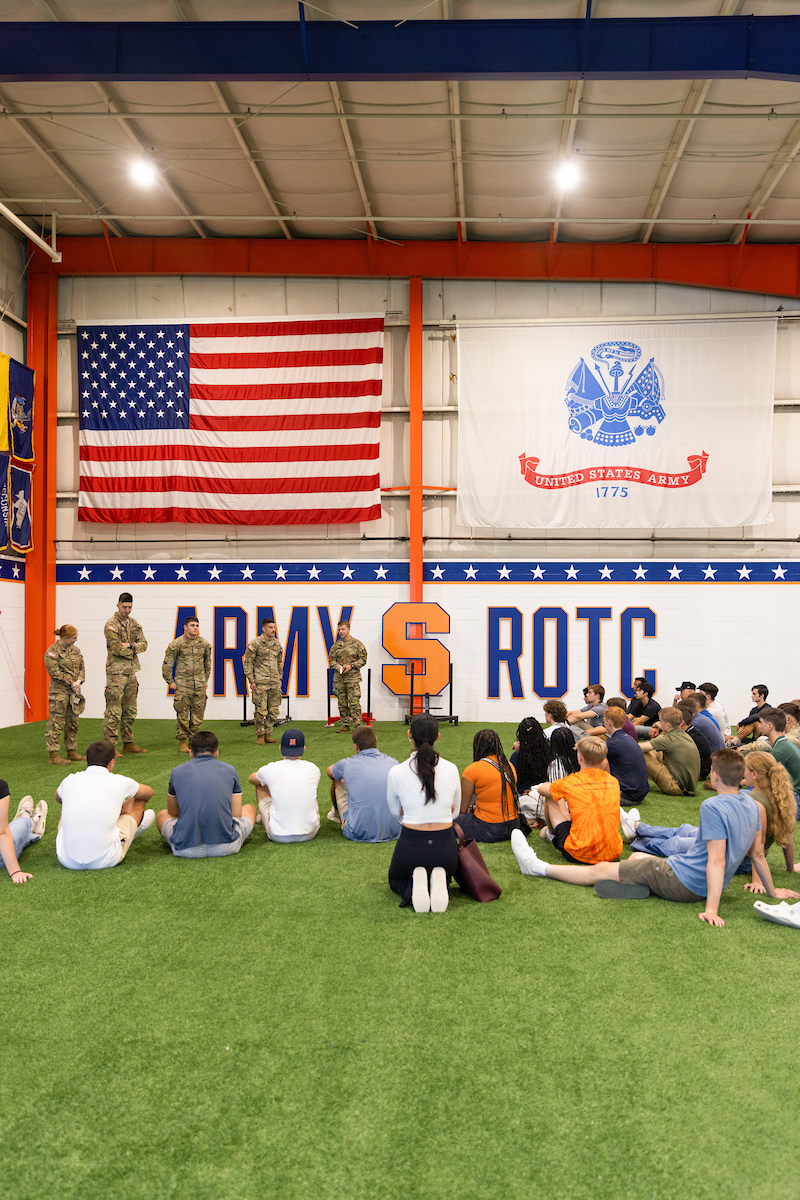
529 854 548 877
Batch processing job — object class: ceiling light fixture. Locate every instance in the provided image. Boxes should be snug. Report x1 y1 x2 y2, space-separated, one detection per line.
130 158 158 187
555 161 580 189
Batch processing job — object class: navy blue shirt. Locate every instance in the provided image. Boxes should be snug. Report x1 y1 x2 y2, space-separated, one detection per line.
605 728 649 805
684 723 712 778
168 755 242 853
693 709 725 753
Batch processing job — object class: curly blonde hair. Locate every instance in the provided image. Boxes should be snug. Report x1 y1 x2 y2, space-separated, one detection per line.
746 751 796 849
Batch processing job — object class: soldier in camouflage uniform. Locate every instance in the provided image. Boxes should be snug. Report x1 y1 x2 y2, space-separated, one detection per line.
328 620 367 732
162 616 213 752
103 591 148 754
44 624 86 765
243 618 284 746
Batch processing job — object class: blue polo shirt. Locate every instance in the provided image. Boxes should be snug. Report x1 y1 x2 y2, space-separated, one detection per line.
168 755 242 854
668 791 760 897
605 728 649 805
330 748 400 842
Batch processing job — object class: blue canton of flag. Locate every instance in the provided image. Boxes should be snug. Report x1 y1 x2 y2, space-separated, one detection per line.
78 324 191 432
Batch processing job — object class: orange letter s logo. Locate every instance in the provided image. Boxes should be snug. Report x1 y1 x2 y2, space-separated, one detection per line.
382 603 451 696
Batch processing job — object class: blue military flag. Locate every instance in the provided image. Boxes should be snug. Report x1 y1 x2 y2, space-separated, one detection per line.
8 358 34 462
8 462 32 552
0 452 8 550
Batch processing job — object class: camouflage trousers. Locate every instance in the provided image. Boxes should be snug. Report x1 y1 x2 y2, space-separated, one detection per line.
103 672 138 744
46 685 84 752
251 685 282 738
332 675 362 726
174 688 207 743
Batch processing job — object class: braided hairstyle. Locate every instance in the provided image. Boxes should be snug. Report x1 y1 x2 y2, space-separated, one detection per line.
514 716 550 793
409 713 440 804
472 727 517 821
745 750 796 849
548 727 580 778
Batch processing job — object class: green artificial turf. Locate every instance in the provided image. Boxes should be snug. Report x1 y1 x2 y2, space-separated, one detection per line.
2 717 799 1200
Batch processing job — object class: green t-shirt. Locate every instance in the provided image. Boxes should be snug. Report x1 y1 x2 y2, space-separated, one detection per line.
654 729 701 794
768 736 800 794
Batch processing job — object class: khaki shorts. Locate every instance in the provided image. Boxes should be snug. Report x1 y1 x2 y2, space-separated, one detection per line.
618 855 703 903
116 813 139 863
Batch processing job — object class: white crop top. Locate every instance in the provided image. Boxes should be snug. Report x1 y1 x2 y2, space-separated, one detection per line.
386 752 461 826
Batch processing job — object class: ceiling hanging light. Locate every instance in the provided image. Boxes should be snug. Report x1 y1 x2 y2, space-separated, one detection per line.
555 160 580 190
130 158 159 187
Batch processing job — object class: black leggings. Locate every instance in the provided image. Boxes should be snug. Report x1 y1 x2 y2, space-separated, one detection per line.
388 825 460 908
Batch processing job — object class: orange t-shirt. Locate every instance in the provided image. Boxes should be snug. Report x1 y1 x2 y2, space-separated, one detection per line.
462 756 517 823
549 768 622 863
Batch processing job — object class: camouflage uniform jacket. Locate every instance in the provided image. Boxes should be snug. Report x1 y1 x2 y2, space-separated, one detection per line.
328 636 367 682
243 635 283 690
162 635 212 692
104 613 148 675
44 641 85 690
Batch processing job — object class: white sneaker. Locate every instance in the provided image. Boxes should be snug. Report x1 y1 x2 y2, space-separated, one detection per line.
429 866 449 912
511 827 545 877
326 807 341 823
620 808 640 843
30 800 48 838
411 866 430 912
134 809 156 839
14 795 34 822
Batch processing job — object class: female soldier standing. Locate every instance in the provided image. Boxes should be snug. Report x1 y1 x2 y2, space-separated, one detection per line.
44 624 86 765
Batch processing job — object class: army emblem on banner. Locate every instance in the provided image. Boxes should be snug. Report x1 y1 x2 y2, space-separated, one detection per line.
565 341 665 446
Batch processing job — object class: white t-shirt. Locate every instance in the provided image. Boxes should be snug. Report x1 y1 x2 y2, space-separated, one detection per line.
56 765 140 870
706 698 731 737
255 758 321 839
386 753 461 826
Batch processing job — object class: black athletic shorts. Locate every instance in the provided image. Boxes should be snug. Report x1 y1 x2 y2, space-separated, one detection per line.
551 820 591 865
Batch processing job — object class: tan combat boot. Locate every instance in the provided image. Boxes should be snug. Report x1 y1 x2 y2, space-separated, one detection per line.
178 739 190 753
49 751 70 765
256 735 265 746
67 750 86 761
265 736 278 744
123 742 148 754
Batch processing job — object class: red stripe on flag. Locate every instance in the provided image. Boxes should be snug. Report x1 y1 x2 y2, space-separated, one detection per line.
79 442 379 464
188 380 382 401
189 412 380 433
78 504 383 526
79 473 380 496
189 347 383 370
189 318 383 338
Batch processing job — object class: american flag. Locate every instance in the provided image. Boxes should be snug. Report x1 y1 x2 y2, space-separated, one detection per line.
77 314 384 526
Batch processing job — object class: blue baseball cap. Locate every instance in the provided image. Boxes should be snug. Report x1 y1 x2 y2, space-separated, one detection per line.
281 729 305 757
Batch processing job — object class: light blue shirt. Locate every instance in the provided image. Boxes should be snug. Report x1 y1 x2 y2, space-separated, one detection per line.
331 748 400 843
668 790 760 897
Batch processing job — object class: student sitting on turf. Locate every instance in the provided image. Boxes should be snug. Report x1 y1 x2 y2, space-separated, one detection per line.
600 706 649 807
528 736 622 865
249 728 321 843
55 739 154 871
566 685 607 731
639 707 701 797
620 751 799 886
698 681 730 737
458 728 522 843
546 726 581 783
727 684 770 745
753 708 800 818
325 725 400 842
0 783 47 884
677 702 712 780
629 680 661 736
604 698 639 742
511 749 800 925
777 702 800 748
156 730 255 858
515 718 563 827
688 692 725 753
541 700 581 744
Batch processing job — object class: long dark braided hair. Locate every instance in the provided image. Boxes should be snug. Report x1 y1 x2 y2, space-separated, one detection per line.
472 727 517 821
515 716 550 793
548 726 580 778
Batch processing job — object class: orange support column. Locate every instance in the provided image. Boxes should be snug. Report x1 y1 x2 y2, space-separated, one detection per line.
409 276 423 603
25 250 58 722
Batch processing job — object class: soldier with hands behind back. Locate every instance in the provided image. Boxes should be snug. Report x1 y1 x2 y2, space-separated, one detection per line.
328 620 367 732
243 617 283 746
104 591 148 754
162 616 212 752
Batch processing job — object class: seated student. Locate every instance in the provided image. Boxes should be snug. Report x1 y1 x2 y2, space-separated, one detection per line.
541 700 581 744
325 725 400 843
511 749 800 925
55 739 154 871
526 736 622 865
249 728 321 843
622 751 799 887
626 677 649 721
516 723 573 827
754 708 800 818
727 684 770 745
510 716 550 794
688 692 725 753
639 707 701 797
777 702 800 749
458 728 522 843
566 685 607 731
672 681 697 706
677 702 712 780
604 698 639 742
156 730 255 858
602 706 649 807
0 785 47 884
698 681 730 737
630 680 661 736
547 726 581 783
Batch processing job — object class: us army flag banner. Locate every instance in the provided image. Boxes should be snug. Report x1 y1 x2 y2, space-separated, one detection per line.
456 319 776 530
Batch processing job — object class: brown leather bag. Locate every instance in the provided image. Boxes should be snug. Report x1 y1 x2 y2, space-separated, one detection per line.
453 823 502 902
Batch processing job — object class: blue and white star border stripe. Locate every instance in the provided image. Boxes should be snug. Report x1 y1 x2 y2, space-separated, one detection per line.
56 560 799 583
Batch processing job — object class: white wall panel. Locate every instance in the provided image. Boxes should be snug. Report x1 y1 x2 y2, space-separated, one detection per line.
0 573 25 728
